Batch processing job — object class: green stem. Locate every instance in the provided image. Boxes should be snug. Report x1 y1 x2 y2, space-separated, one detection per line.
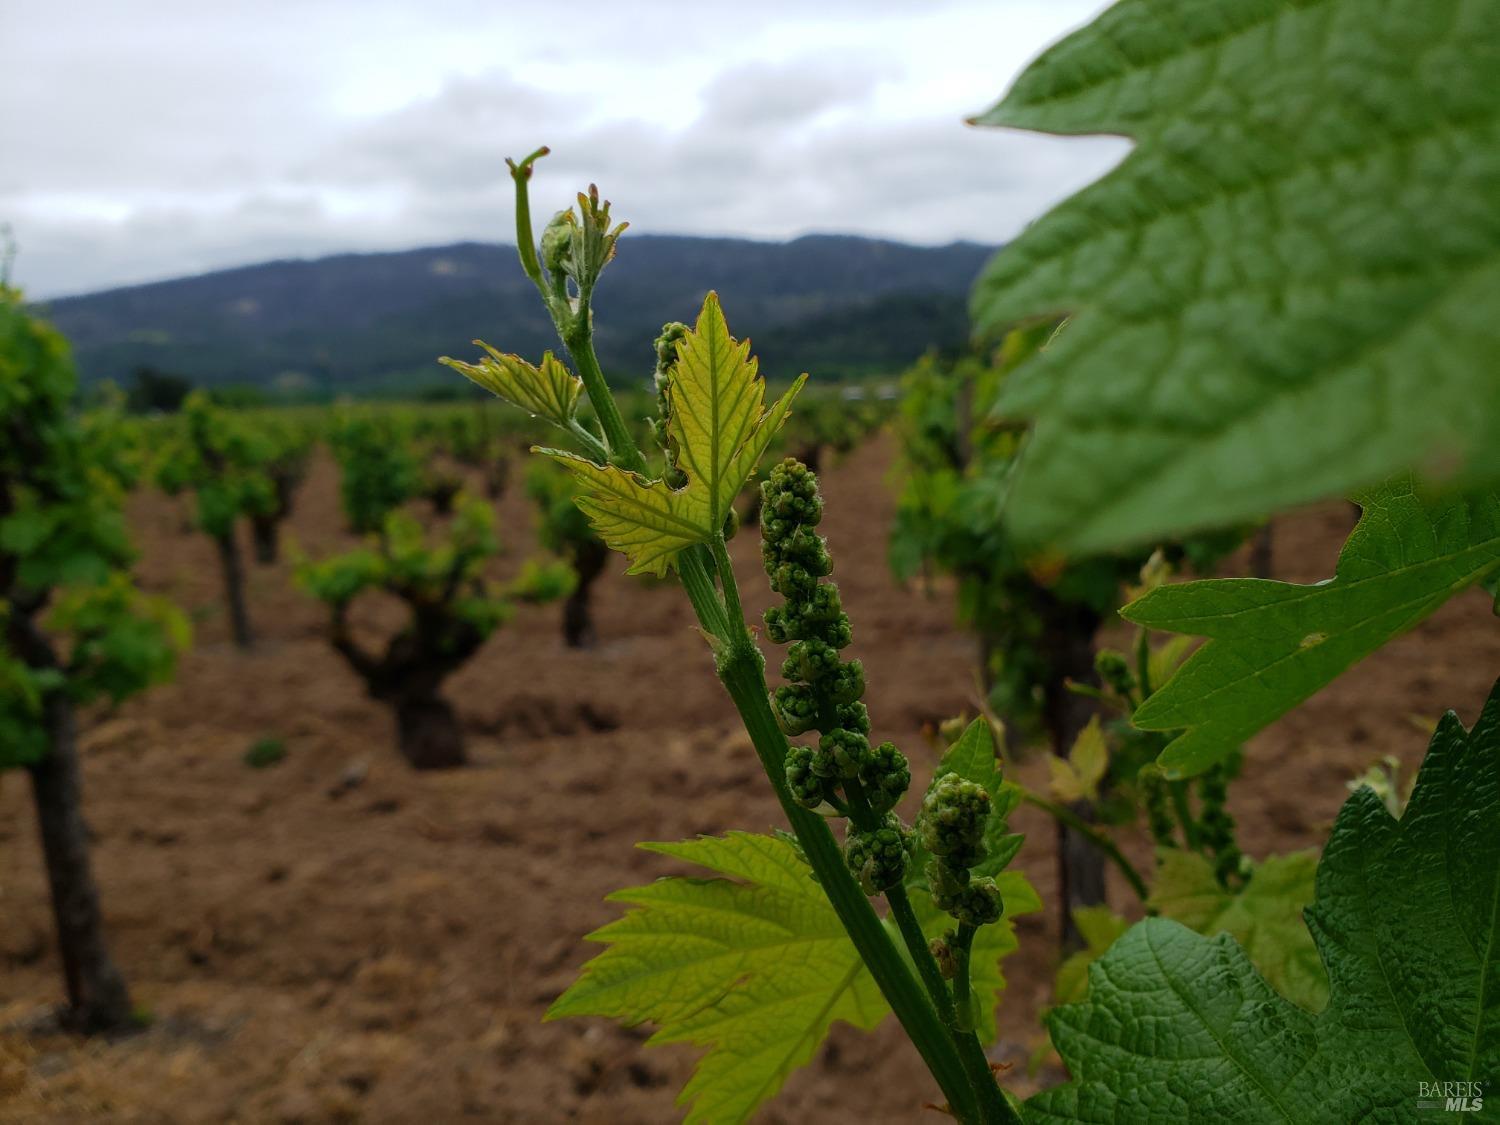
513 180 1014 1122
1170 780 1200 852
1135 626 1153 699
506 147 553 307
952 922 978 1031
1023 791 1151 902
886 883 1010 1121
708 534 744 628
566 420 610 464
679 568 990 1122
844 780 961 1029
563 321 642 474
677 546 729 639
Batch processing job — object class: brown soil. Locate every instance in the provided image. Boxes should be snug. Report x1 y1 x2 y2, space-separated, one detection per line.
2 434 1497 1123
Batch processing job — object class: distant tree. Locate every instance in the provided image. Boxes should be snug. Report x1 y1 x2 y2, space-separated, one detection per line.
126 365 193 413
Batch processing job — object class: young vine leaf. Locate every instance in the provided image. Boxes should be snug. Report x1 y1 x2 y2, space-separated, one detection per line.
439 346 582 430
1047 716 1108 804
1053 906 1129 1007
1148 849 1327 1013
549 831 1036 1123
970 0 1500 553
1124 478 1500 776
1028 679 1500 1122
542 293 806 576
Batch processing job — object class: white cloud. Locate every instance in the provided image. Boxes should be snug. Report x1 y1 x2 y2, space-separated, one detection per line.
1 0 1125 297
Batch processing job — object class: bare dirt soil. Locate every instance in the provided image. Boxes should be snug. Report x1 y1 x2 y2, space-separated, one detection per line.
3 433 1498 1123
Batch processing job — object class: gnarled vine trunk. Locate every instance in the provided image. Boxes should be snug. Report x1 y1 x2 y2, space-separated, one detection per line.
1036 590 1107 952
394 694 466 770
250 469 301 565
563 539 609 649
485 456 510 500
250 514 279 565
214 530 253 649
20 627 135 1032
329 605 485 770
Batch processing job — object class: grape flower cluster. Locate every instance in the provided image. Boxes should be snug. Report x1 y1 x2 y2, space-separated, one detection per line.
760 458 913 895
920 774 1004 930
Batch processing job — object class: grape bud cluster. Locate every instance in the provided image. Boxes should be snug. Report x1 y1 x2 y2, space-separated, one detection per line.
919 773 1004 928
760 458 913 894
651 322 689 488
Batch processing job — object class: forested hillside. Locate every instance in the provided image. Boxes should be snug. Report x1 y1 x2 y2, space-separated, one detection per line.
40 235 992 396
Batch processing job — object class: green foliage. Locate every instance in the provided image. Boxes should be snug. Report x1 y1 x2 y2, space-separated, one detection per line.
970 0 1500 553
329 409 421 534
0 285 187 770
544 294 805 577
887 335 1229 740
524 459 596 557
1029 680 1500 1121
79 384 150 492
547 831 1035 1125
1126 478 1500 776
548 832 890 1125
297 493 517 635
0 650 58 767
1052 907 1129 1007
440 346 582 430
47 575 188 706
153 392 278 538
1148 849 1327 1012
244 736 287 769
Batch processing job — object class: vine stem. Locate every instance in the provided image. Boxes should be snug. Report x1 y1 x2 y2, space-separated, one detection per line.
509 160 1018 1121
845 778 1010 1120
1023 791 1150 902
953 922 978 1031
684 568 992 1123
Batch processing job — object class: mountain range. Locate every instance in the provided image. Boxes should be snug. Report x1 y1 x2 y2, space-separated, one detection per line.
37 235 996 398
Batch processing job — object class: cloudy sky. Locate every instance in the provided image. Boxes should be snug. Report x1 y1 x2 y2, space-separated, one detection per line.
3 0 1124 299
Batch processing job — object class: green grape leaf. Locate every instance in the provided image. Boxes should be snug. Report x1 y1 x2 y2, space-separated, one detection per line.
1123 478 1500 775
1144 634 1195 696
1053 906 1131 1007
548 831 1031 1124
1028 679 1500 1122
1148 849 1327 1012
1048 716 1108 803
439 345 582 429
546 833 893 1124
544 293 804 576
970 0 1500 553
0 652 58 768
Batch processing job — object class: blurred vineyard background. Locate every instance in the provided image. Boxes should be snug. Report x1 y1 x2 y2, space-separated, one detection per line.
5 261 1500 1121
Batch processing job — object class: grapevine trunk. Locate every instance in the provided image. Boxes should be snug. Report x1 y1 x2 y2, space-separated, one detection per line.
393 694 467 770
28 688 135 1032
1036 590 1107 950
214 530 254 649
562 539 607 649
251 515 279 565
